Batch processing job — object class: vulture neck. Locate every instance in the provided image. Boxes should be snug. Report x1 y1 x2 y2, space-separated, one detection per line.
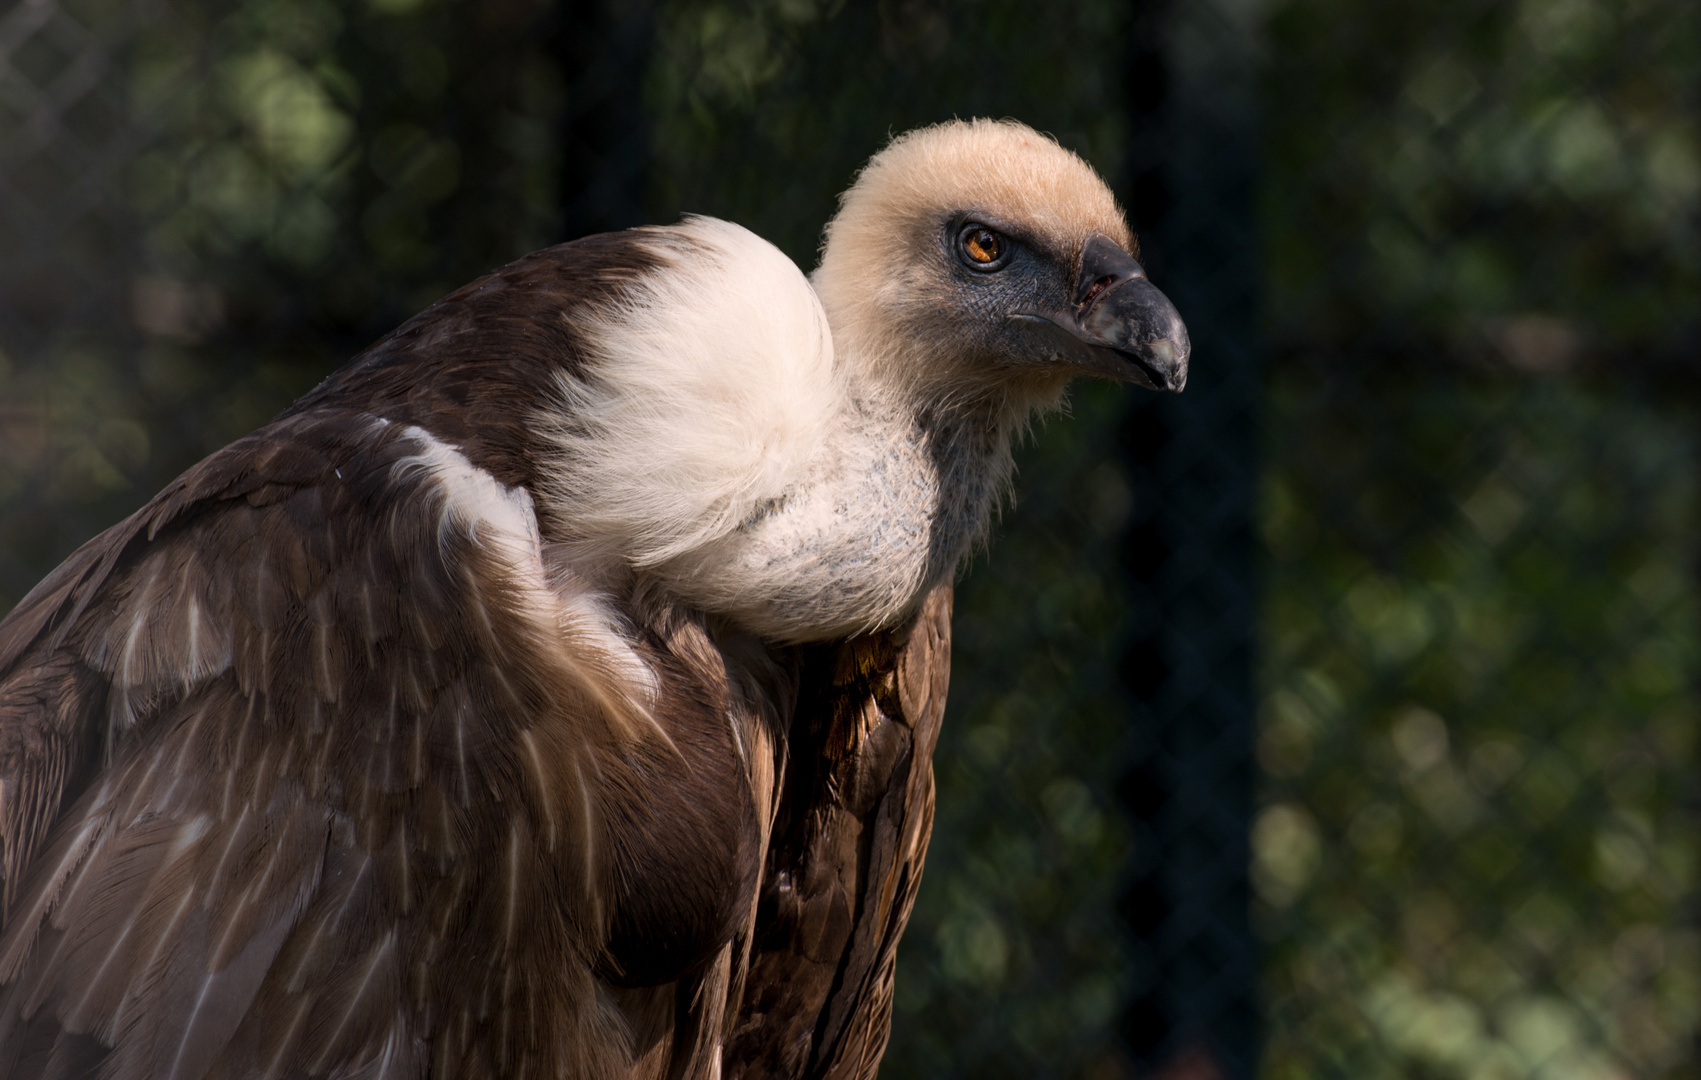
653 355 1021 646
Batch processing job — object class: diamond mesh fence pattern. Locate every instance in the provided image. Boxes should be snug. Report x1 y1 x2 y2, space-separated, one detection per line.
0 0 152 599
1259 0 1701 1077
0 0 565 608
3 1 1699 1079
1260 366 1701 1079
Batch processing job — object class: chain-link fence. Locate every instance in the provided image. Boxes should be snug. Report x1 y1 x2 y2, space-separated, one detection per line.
1259 0 1701 1076
0 0 563 603
1261 364 1700 1079
3 1 1698 1078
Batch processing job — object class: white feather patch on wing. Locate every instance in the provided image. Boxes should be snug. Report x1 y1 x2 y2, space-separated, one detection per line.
536 216 842 571
392 426 662 742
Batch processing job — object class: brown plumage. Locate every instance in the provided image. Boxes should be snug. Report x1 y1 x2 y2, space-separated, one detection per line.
0 120 1186 1079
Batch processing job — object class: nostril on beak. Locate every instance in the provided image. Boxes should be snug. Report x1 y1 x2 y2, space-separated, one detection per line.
1079 275 1117 310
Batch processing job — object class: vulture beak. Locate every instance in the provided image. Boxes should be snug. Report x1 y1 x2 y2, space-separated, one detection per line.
1013 233 1190 392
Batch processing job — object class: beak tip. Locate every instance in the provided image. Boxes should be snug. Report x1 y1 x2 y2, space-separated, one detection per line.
1138 335 1190 393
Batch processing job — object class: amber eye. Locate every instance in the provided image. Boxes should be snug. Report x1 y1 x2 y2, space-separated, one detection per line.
957 224 1009 270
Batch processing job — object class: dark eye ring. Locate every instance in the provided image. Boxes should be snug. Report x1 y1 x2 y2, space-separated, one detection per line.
956 223 1011 271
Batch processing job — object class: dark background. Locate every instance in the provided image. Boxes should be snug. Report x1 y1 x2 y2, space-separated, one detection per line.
1 0 1697 1077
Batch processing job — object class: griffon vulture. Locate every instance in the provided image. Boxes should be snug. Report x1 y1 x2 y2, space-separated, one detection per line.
0 119 1188 1079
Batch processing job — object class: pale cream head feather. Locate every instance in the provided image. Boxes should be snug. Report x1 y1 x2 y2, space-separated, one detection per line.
812 118 1133 403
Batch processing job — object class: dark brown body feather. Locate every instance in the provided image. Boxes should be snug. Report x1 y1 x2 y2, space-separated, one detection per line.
0 237 948 1080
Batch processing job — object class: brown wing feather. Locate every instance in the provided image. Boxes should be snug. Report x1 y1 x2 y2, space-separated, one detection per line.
723 584 951 1080
0 409 705 1080
0 411 354 918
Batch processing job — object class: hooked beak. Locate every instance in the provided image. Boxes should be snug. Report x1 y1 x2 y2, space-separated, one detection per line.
1012 233 1190 392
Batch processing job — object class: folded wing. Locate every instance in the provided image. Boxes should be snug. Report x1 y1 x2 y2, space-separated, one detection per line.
0 411 661 1080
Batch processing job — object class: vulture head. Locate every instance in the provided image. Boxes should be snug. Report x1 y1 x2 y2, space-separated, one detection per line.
814 118 1190 413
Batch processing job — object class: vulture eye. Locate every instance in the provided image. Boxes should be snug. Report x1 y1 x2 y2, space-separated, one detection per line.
957 224 1010 271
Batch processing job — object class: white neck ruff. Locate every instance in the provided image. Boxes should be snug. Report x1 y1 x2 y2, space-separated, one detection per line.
535 217 1016 644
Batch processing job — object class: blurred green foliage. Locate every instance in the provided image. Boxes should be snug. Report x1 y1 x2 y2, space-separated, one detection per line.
1259 0 1701 1076
1260 370 1700 1078
0 0 561 606
1264 0 1700 353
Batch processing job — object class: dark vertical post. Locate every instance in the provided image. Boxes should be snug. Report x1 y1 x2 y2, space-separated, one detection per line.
1118 0 1262 1076
552 0 652 239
